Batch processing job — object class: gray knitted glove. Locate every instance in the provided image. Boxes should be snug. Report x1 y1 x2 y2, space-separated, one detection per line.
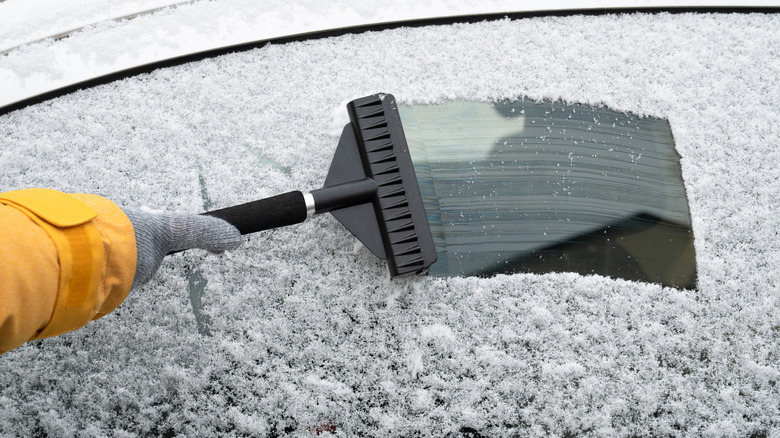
123 208 243 288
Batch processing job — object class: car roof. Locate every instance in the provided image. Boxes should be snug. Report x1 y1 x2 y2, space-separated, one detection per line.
2 1 779 110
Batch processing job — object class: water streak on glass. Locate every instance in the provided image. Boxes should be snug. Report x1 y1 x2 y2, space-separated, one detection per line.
399 99 696 289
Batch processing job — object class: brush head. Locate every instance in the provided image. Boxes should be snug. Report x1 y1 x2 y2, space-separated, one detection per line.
323 94 437 277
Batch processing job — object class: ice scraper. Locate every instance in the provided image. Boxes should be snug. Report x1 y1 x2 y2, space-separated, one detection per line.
200 94 437 277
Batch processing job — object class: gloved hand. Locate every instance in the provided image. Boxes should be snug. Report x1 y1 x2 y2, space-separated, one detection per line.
123 209 243 288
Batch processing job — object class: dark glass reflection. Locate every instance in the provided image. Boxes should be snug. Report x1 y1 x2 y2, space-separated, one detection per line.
398 99 696 289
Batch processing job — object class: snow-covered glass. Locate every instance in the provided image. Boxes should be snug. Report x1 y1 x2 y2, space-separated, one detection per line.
399 99 696 289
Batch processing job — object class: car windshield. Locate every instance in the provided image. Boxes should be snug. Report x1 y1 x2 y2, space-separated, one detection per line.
399 98 696 289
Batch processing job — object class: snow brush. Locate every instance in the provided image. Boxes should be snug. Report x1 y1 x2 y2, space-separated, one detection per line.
201 94 437 277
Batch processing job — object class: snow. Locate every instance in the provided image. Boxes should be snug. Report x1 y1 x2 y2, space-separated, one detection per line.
2 0 779 108
0 0 192 52
1 4 780 437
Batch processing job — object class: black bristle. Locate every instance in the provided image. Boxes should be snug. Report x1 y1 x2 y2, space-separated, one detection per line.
346 94 438 276
371 163 400 175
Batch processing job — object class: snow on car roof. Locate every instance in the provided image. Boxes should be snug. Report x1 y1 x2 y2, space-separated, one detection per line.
2 0 778 108
1 6 779 437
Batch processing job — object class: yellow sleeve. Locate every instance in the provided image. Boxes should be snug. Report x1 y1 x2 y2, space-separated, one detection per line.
0 191 137 354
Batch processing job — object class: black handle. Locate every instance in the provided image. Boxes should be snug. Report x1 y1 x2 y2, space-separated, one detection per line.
310 178 378 214
203 190 308 235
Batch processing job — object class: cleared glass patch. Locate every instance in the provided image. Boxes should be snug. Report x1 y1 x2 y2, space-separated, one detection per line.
399 99 696 289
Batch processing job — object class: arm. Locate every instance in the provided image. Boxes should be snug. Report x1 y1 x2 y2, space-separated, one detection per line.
0 189 240 354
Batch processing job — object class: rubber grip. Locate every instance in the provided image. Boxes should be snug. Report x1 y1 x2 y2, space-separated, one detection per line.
202 191 308 235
